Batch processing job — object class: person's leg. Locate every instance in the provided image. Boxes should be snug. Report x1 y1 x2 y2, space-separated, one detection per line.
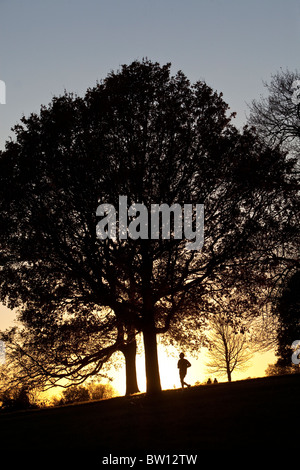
182 372 190 388
180 372 185 388
181 372 189 388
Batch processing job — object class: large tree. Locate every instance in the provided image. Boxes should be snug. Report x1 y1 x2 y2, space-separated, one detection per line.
0 60 298 394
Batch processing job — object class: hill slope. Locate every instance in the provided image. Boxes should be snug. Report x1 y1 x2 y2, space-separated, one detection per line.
0 374 299 452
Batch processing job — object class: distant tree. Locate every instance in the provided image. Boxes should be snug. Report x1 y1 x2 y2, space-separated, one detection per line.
88 382 116 400
203 288 275 382
58 382 116 405
60 385 90 404
0 385 32 411
265 362 300 377
0 59 298 395
205 313 254 382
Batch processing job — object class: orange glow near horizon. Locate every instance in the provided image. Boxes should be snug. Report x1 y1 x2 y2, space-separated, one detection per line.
0 304 277 398
110 340 277 396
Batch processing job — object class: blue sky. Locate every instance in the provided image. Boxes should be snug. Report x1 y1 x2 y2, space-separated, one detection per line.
0 0 299 150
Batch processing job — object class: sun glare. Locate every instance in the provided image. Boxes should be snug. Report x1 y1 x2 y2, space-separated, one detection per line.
112 341 277 396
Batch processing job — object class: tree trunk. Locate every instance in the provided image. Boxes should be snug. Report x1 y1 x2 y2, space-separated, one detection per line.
226 362 232 382
143 323 162 395
140 241 161 394
122 338 140 395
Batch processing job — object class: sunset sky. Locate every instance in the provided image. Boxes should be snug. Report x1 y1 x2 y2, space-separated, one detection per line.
0 0 297 392
111 339 277 396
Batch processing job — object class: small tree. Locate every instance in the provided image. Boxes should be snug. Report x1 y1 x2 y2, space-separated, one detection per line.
203 288 271 382
265 362 300 377
0 385 31 411
205 313 253 382
58 382 116 405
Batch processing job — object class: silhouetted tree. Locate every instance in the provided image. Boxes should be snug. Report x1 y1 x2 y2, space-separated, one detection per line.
0 385 31 411
248 69 300 155
53 382 115 406
247 69 299 279
0 59 298 394
60 385 90 404
248 70 300 367
203 288 274 382
88 382 116 400
265 362 300 377
205 313 253 382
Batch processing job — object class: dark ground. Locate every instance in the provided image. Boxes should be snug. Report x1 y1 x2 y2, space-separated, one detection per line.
0 374 299 453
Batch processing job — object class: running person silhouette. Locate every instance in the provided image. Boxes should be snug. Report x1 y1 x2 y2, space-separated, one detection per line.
177 352 191 389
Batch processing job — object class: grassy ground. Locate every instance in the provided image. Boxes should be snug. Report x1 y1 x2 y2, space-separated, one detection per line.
0 374 299 453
